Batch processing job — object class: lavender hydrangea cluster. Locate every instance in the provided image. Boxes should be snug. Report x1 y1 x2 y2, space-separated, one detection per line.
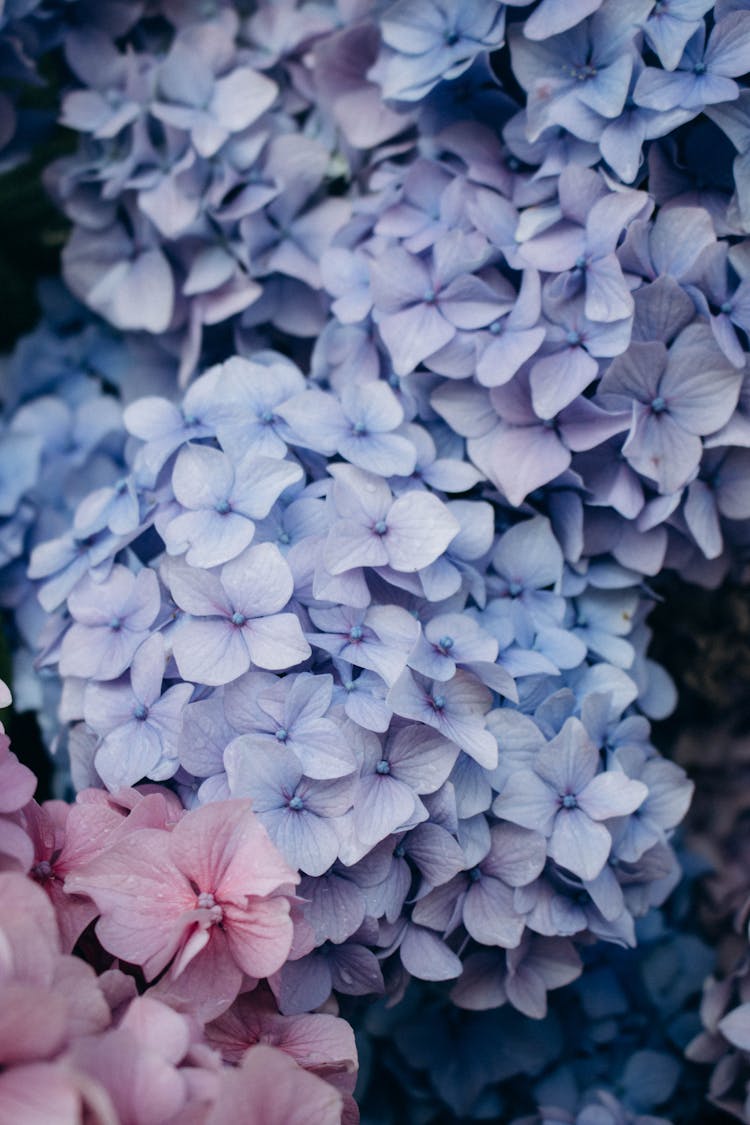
1 0 750 1121
23 345 695 1016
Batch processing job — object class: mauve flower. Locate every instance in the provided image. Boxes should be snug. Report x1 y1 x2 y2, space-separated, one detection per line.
224 739 355 877
388 668 497 769
204 1042 344 1125
433 374 627 507
368 232 495 376
223 670 355 781
62 213 175 337
597 324 742 494
493 717 648 881
475 268 546 388
642 0 716 70
153 22 278 157
66 799 299 1018
163 443 302 569
60 28 153 140
206 989 359 1119
68 995 195 1125
509 1 652 142
58 564 161 682
350 724 458 849
308 603 421 688
83 634 194 789
278 382 417 477
506 0 602 41
369 0 506 102
413 822 547 948
164 543 311 686
515 167 651 324
323 464 460 576
634 11 750 113
124 362 226 485
0 872 110 1067
0 678 35 813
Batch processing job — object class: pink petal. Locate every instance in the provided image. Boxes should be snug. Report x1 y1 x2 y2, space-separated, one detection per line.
205 1044 343 1125
64 830 195 980
168 800 297 901
223 895 295 979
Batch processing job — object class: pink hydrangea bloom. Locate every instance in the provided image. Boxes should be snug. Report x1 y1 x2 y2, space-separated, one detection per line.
0 873 110 1070
203 1042 344 1125
22 786 184 951
0 680 38 872
206 985 357 1086
68 996 199 1125
66 799 299 1020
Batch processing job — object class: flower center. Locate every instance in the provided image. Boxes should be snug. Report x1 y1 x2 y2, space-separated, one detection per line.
288 795 304 811
133 703 148 721
260 410 274 424
437 635 454 652
651 396 666 414
376 760 391 775
275 727 288 742
32 860 53 881
468 866 482 882
373 519 388 536
430 694 446 712
215 499 231 514
561 793 578 809
196 890 223 924
570 62 597 81
349 625 364 642
231 611 247 626
352 421 367 435
278 530 291 545
508 580 523 597
108 617 122 631
566 330 582 346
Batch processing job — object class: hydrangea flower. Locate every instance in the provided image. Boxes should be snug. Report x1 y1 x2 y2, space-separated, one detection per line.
493 717 648 881
66 799 299 1018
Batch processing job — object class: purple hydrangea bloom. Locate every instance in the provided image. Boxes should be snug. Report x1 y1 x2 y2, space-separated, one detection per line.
493 717 648 881
278 381 417 477
58 564 161 682
598 325 742 494
224 738 355 877
222 670 356 780
634 11 750 113
83 634 194 788
413 822 547 948
323 464 460 576
369 0 506 102
163 443 302 568
509 1 653 142
389 668 498 769
368 233 497 376
164 544 311 685
349 724 459 849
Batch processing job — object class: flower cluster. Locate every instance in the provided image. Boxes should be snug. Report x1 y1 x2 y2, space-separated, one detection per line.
0 0 749 1121
353 870 714 1123
24 348 696 1019
0 677 357 1123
